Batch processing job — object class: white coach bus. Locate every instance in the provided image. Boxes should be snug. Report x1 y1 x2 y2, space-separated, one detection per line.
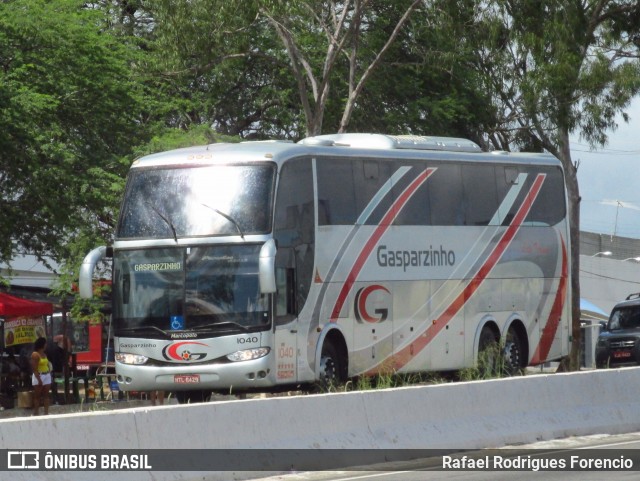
80 133 570 402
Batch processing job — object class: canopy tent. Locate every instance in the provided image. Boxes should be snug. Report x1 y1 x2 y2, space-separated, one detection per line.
580 298 609 322
0 292 53 318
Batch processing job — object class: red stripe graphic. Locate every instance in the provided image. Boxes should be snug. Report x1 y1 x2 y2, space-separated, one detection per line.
530 238 568 364
387 173 547 371
329 168 436 322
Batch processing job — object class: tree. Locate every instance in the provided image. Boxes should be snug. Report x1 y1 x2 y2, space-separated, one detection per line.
144 0 306 140
0 0 146 268
473 0 640 369
342 0 496 141
142 1 491 141
260 0 422 136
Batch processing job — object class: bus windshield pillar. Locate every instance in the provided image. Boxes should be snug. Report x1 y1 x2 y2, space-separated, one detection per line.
259 239 277 294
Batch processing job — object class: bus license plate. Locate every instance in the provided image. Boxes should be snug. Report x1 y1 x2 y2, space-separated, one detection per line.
613 351 632 359
174 374 200 384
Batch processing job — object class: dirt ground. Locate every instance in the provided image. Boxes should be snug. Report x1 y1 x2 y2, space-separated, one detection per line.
0 395 178 420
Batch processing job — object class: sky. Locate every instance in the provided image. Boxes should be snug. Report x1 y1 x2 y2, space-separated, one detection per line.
571 96 640 240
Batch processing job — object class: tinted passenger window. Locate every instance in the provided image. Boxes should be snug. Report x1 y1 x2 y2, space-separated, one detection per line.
356 159 396 225
316 158 357 225
525 166 565 226
429 164 464 225
462 165 499 226
391 162 432 226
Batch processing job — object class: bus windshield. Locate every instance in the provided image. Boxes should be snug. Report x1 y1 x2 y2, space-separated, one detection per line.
113 245 270 337
117 164 275 239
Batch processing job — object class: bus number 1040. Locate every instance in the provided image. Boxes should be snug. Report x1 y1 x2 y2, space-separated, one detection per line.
237 336 259 344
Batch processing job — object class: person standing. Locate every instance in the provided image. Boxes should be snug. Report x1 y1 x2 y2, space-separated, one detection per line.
6 352 22 392
30 337 52 415
150 390 165 406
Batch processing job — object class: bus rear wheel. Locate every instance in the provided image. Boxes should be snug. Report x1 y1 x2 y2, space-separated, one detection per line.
477 326 500 377
503 327 524 375
175 390 211 404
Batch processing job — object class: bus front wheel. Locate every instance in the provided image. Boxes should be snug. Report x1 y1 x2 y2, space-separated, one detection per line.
318 343 342 391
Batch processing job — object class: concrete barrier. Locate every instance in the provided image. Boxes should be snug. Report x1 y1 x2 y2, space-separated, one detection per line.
2 367 640 480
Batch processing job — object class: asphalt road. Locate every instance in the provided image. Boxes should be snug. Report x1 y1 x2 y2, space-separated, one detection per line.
246 432 640 481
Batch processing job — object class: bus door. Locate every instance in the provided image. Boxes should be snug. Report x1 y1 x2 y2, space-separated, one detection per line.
272 157 315 384
274 264 298 383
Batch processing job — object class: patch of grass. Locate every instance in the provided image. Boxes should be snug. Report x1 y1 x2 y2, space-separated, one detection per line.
457 340 519 381
346 369 451 392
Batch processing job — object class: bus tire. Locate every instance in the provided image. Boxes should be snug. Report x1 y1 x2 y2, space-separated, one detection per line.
317 342 342 392
503 327 525 375
477 326 499 377
175 390 211 404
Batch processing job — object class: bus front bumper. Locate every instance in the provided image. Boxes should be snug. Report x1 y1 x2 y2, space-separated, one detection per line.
114 352 276 392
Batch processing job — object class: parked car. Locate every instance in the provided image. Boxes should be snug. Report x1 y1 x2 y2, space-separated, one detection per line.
596 293 640 368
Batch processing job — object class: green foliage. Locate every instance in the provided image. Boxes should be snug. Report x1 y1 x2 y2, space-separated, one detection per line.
142 0 304 139
0 0 146 266
475 0 640 153
458 340 509 381
340 368 450 392
138 0 488 140
132 125 241 158
345 0 493 141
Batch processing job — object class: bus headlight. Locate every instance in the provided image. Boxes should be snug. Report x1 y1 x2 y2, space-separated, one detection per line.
115 352 149 365
226 347 270 362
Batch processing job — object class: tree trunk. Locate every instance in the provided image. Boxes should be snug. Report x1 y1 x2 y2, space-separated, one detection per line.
558 130 581 371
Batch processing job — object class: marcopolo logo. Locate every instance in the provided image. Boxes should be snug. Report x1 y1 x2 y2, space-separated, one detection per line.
354 285 391 323
162 341 209 362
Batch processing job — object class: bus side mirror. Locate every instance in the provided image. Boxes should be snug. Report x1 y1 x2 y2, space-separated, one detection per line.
259 239 277 294
79 246 108 298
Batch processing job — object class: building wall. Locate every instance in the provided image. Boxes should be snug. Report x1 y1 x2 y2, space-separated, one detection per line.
580 231 640 314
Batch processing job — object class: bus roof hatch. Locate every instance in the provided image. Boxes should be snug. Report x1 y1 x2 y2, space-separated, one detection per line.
299 133 482 153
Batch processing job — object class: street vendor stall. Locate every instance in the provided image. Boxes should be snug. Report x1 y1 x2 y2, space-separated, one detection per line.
1 292 53 344
0 292 54 318
0 292 54 406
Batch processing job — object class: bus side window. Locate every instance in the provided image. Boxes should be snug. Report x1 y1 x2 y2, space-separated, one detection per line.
525 166 565 226
429 164 464 225
462 164 499 226
274 157 314 317
318 200 330 225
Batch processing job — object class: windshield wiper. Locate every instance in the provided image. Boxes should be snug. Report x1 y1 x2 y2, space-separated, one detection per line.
118 325 171 337
146 202 178 243
192 321 249 332
201 203 245 240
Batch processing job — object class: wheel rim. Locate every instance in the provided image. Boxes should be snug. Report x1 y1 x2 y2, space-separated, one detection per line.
503 329 522 374
318 344 341 390
320 354 337 384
